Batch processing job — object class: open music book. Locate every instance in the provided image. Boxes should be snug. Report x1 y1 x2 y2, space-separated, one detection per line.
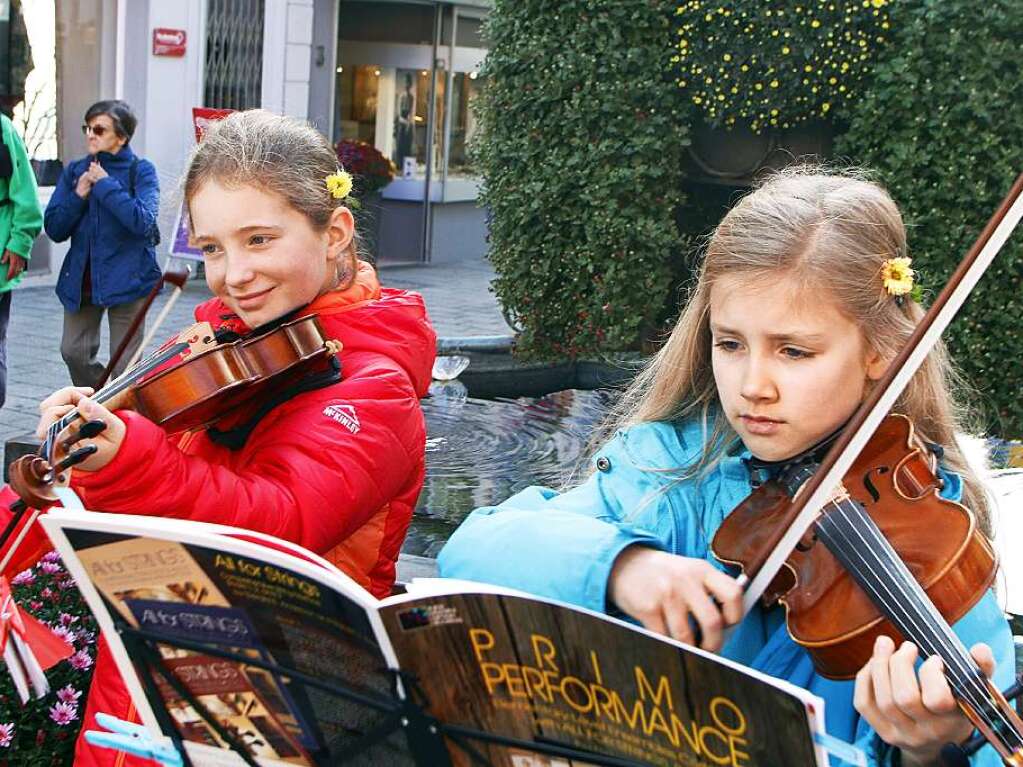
40 511 849 767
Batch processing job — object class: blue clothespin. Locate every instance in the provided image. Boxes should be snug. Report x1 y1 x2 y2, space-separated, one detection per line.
84 712 184 767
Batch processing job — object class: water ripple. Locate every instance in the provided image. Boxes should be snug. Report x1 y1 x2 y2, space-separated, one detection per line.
403 385 614 557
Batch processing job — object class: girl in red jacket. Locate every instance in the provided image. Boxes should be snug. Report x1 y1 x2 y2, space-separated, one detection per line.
14 109 436 765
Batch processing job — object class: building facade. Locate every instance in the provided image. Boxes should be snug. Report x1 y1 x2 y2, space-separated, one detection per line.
53 0 490 266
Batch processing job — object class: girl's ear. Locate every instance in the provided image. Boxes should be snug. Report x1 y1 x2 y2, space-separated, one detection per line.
325 205 356 263
865 347 890 381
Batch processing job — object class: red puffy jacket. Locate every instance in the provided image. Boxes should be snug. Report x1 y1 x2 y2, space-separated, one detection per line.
2 264 435 766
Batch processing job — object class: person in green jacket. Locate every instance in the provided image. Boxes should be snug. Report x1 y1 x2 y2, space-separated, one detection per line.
0 113 43 409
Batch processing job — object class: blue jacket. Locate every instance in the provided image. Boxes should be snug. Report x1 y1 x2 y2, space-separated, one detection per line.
438 419 1015 767
44 144 161 311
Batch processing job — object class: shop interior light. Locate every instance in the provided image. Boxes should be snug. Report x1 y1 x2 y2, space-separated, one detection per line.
336 66 343 73
469 71 478 80
374 69 381 76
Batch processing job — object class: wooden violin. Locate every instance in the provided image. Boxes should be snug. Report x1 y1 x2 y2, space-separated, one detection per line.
714 413 998 677
7 314 342 510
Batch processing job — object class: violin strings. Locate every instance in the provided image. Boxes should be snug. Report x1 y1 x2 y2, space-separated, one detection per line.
42 341 190 463
782 460 1008 738
838 504 1023 751
819 505 1001 716
819 501 1020 750
818 510 1005 740
820 512 987 699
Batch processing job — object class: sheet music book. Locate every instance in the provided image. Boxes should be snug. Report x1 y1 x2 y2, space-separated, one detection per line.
41 511 836 767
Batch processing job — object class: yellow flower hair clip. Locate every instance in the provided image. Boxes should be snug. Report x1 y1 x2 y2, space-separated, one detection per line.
881 256 915 298
325 170 353 200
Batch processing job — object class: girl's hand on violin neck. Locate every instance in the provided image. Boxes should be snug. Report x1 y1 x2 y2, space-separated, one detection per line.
854 635 996 767
37 387 126 472
608 546 742 652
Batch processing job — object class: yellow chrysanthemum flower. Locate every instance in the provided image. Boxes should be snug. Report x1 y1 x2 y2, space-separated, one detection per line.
881 257 914 296
325 170 353 200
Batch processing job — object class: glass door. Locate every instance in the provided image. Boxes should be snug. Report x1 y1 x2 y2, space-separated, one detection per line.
334 1 446 264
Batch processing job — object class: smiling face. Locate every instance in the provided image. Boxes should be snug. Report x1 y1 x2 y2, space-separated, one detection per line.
709 274 887 461
84 114 126 155
190 180 353 328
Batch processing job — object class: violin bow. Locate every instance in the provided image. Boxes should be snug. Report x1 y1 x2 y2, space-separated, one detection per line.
96 267 191 389
738 173 1023 617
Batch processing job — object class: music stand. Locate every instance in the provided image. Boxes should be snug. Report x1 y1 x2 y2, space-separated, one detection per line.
116 622 652 767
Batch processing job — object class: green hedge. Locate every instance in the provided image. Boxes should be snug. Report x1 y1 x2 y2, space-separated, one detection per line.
836 0 1023 433
474 0 687 358
477 0 1023 433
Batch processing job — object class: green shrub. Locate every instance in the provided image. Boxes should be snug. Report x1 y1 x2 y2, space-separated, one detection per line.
836 0 1023 434
475 0 688 358
478 0 1023 434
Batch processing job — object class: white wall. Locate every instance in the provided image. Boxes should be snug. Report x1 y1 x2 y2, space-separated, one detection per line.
124 0 206 254
262 0 314 119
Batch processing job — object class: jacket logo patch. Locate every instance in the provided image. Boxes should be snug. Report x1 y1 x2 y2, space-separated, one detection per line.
323 404 360 434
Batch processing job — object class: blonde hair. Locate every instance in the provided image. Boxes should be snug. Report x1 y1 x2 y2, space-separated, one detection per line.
182 109 361 280
598 166 991 534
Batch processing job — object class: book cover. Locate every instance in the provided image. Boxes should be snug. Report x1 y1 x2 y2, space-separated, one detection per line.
41 512 833 767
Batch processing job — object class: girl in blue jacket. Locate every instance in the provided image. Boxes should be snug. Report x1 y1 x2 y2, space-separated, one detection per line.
44 99 161 388
439 169 1015 766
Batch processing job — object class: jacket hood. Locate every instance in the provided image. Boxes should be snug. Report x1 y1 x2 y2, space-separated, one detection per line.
193 261 436 397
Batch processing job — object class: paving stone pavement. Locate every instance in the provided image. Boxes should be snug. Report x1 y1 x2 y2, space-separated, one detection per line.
0 259 510 445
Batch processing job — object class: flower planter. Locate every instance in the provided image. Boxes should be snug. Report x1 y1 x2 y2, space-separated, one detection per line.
683 118 835 186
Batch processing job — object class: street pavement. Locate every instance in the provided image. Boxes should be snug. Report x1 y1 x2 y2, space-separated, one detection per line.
0 258 511 445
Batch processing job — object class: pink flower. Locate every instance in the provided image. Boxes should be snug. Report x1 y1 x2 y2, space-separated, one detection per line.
56 577 75 591
48 701 78 726
29 600 43 612
40 561 62 574
55 685 82 705
11 568 34 586
59 612 79 626
41 551 60 563
0 722 13 747
40 587 55 599
68 650 93 670
50 625 76 644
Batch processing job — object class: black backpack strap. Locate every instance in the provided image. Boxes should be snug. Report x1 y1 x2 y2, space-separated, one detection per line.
205 358 343 451
129 156 138 195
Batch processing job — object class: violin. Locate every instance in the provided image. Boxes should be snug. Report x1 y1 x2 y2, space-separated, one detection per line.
713 416 1023 762
712 412 1019 718
6 314 342 510
711 173 1023 765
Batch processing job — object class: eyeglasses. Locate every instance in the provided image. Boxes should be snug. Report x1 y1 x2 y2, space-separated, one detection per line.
81 124 110 137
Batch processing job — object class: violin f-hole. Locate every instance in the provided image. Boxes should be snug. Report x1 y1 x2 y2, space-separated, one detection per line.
861 466 890 504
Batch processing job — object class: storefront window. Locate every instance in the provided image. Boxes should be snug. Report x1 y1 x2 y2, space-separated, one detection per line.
337 64 379 144
447 71 483 179
335 1 486 193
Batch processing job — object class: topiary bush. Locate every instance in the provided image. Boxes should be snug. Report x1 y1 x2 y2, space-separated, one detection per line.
836 0 1023 434
474 0 688 359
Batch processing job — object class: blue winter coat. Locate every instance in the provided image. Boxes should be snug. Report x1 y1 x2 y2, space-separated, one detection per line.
44 144 161 311
438 419 1015 767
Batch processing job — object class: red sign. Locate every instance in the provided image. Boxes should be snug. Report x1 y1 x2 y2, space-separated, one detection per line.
191 107 234 143
152 28 187 57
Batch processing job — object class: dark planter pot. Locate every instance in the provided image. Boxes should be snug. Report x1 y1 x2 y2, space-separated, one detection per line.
683 118 835 186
